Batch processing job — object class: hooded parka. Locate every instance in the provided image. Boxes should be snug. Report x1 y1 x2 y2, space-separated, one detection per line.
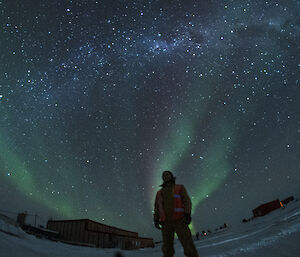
154 180 198 257
154 183 192 222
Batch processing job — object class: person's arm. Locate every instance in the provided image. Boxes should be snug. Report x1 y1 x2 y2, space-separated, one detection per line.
180 185 192 214
181 185 192 224
153 192 162 229
153 192 160 221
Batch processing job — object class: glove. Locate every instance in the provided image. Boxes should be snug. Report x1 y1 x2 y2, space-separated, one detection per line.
154 219 162 230
184 213 192 225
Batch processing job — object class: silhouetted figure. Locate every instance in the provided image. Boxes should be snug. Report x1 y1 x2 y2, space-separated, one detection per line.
154 170 198 257
196 232 200 240
17 212 27 227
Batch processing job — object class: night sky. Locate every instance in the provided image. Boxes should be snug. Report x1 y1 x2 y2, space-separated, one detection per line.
0 0 299 240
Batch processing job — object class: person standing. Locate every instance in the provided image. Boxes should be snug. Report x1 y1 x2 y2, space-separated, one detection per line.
154 170 198 257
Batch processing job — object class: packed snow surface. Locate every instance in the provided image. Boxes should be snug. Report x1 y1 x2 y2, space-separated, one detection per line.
1 200 300 257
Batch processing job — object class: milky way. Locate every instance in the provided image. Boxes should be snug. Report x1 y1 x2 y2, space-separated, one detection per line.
0 0 299 239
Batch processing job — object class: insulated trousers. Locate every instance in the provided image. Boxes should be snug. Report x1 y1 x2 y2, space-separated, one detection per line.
161 219 198 257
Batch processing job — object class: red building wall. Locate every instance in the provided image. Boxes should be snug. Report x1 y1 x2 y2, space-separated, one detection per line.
252 199 282 217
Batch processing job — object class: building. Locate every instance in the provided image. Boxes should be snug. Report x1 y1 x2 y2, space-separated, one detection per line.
138 236 156 248
252 199 283 217
47 219 154 249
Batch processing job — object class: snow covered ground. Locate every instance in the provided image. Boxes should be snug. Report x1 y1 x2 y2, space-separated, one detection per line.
1 200 300 257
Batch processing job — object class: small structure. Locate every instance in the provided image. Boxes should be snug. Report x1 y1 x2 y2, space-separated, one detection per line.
252 199 282 217
47 219 154 250
138 236 155 248
282 196 294 205
22 224 59 239
16 212 27 227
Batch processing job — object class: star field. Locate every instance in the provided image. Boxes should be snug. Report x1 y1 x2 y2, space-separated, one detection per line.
0 0 299 239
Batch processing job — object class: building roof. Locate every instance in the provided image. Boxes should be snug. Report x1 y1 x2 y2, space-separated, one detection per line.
47 218 138 237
